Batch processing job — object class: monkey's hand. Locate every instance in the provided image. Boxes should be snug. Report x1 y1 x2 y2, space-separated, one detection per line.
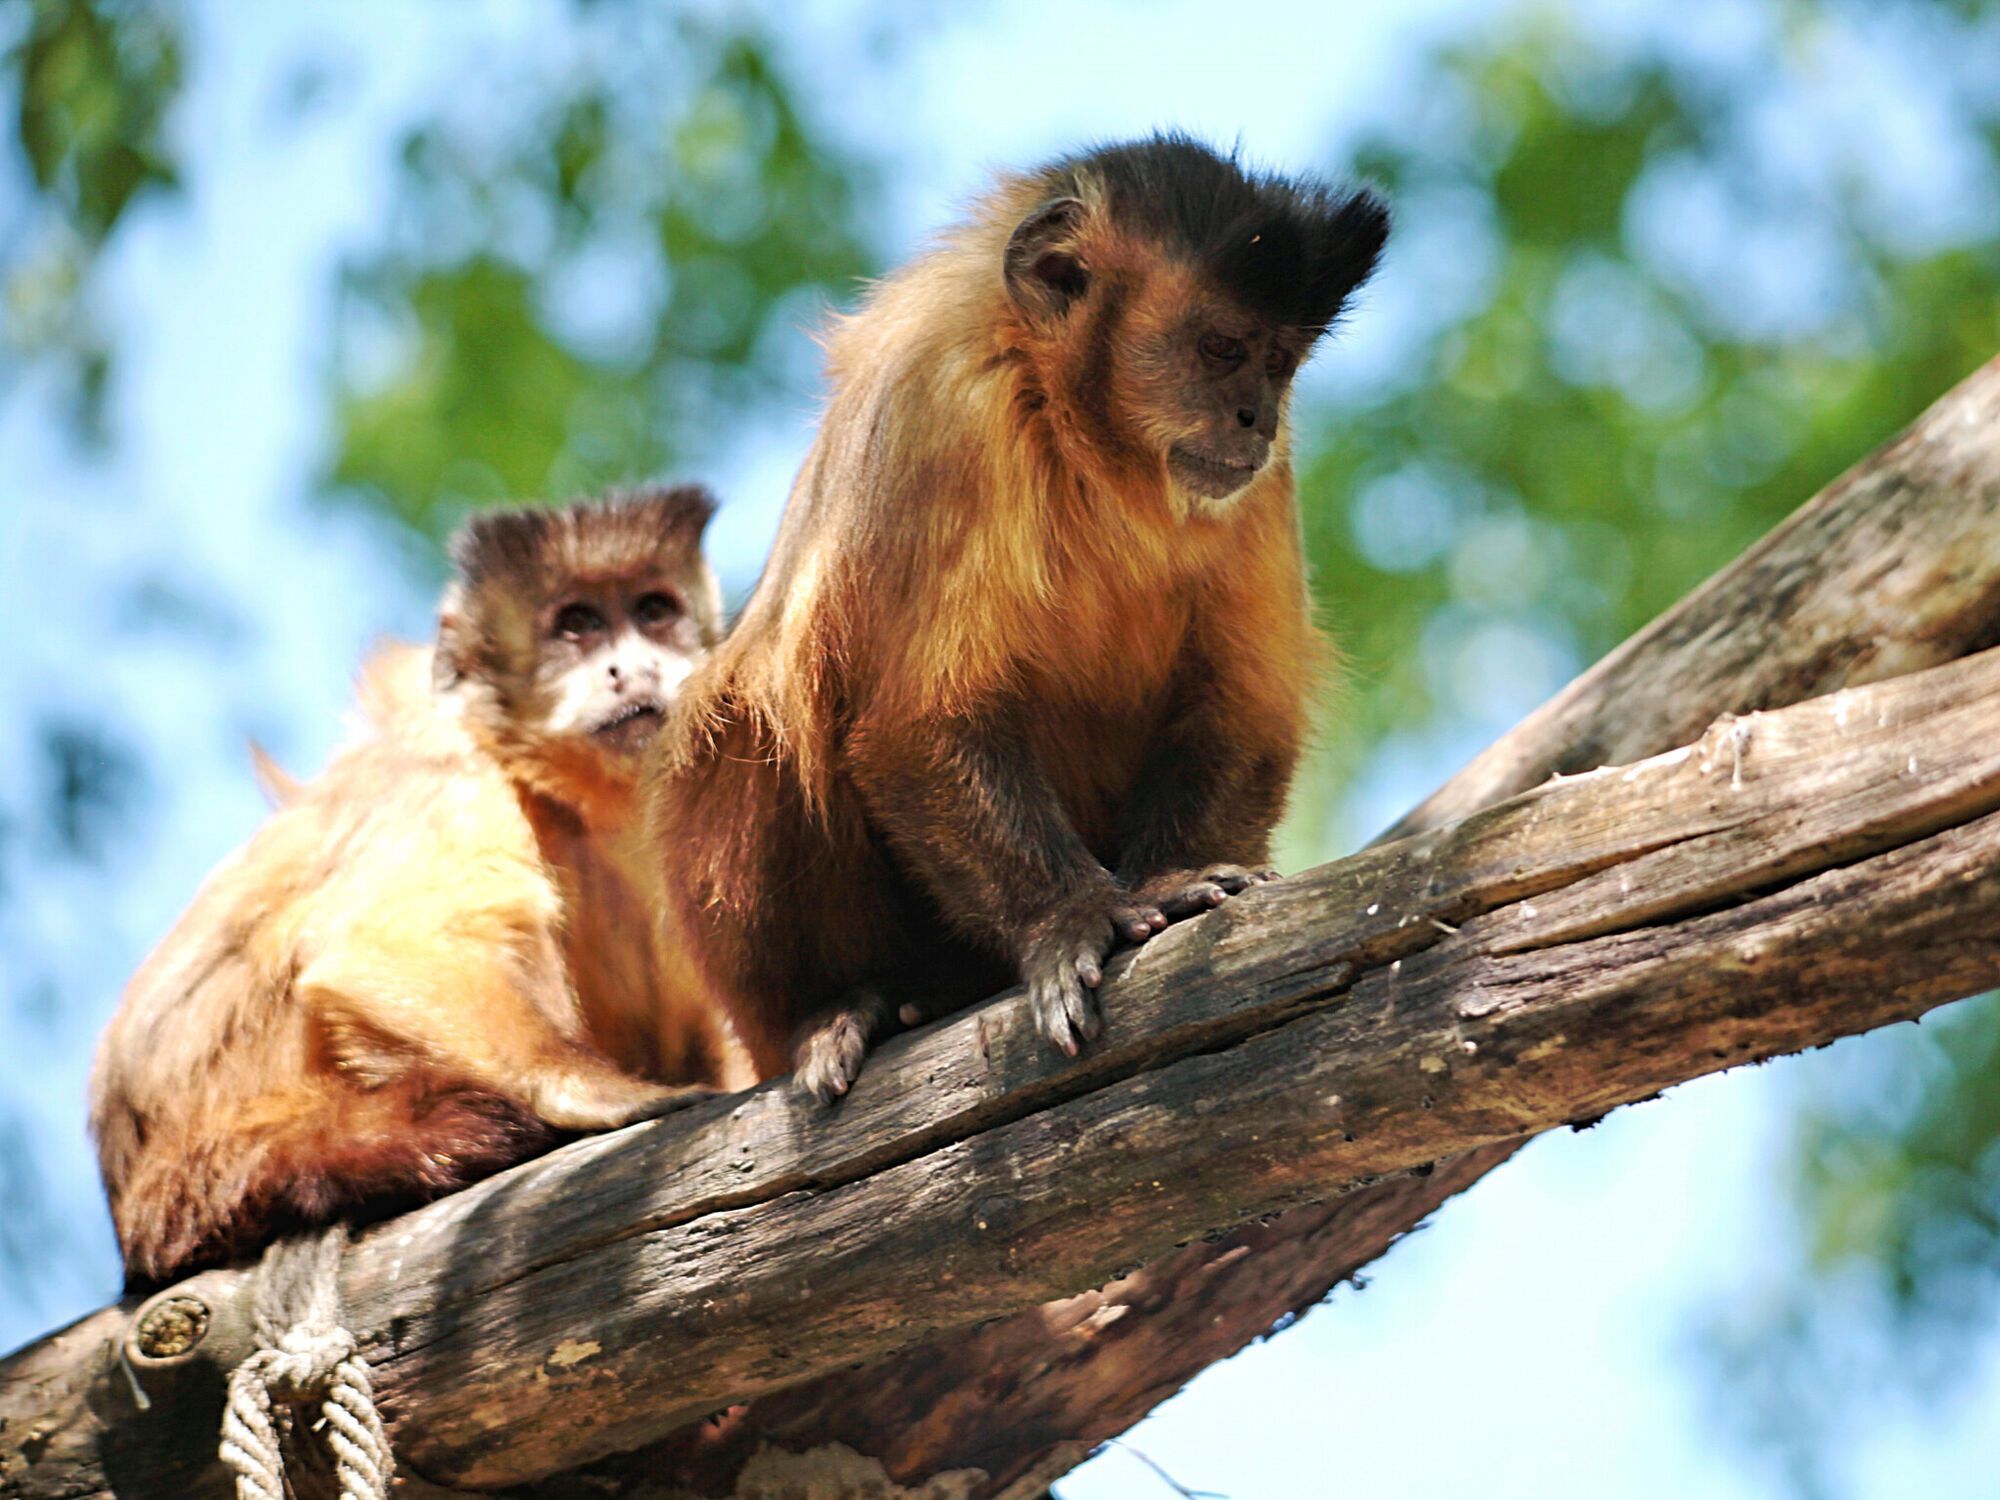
1129 864 1281 922
1021 890 1168 1057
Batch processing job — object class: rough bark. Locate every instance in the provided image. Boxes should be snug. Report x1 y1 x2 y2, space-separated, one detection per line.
11 634 2000 1497
5 356 2000 1500
564 351 2000 1500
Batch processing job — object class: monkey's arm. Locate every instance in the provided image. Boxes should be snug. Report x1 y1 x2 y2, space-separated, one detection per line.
1114 650 1300 916
299 929 711 1132
846 704 1167 1058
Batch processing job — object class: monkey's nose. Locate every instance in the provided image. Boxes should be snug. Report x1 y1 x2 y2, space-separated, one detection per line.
1235 408 1256 429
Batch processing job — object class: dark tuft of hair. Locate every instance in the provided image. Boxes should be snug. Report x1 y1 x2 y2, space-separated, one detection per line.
449 483 716 599
1048 133 1389 333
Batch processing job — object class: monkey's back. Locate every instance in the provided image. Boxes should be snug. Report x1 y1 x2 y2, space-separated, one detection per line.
89 661 563 1284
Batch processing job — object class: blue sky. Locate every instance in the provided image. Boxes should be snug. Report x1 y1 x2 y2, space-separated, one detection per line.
4 3 1999 1495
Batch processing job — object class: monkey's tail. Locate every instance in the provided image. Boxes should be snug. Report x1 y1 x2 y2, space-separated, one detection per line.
115 1072 555 1290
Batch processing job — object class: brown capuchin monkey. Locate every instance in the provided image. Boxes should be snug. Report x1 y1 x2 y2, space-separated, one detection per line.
91 486 748 1286
647 136 1388 1102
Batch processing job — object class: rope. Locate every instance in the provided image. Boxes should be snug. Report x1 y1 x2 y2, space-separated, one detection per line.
217 1225 395 1500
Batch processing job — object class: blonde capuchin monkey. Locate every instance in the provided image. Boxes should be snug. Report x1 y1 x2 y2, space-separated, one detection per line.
91 485 751 1286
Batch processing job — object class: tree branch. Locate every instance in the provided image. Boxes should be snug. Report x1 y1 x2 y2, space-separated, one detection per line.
566 350 2000 1500
7 357 2000 1500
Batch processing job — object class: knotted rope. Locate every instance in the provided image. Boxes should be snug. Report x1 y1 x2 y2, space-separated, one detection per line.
217 1226 394 1500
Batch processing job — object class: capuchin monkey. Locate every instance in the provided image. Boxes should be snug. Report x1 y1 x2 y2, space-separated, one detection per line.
91 486 748 1286
647 135 1388 1102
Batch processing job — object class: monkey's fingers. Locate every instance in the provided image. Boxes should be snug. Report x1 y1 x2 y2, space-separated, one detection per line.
1155 881 1231 919
1026 951 1105 1055
793 1005 877 1106
1070 953 1106 1042
1140 865 1278 921
1111 902 1169 942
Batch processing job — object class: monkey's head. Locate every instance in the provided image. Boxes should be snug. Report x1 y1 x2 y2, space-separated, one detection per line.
999 136 1388 511
437 486 724 801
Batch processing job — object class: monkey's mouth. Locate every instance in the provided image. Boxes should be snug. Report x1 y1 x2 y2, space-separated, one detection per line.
1168 445 1262 500
592 698 668 752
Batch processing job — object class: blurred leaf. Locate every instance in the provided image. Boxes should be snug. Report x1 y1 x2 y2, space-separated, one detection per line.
1281 6 2000 1492
324 12 876 542
39 719 144 863
1288 9 2000 847
2 0 183 441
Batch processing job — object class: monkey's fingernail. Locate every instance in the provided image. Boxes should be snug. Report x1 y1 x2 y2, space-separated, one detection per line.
1080 961 1101 987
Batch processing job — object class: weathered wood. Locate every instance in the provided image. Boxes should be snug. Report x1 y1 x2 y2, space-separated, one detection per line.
580 352 2000 1499
1383 354 2000 839
7 356 2000 1500
377 645 2000 1487
11 636 2000 1497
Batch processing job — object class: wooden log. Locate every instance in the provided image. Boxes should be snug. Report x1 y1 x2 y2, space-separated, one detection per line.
1382 353 2000 839
10 633 2000 1497
556 351 2000 1499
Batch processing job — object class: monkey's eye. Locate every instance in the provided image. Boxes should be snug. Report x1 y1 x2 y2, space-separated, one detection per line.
631 592 682 627
553 602 606 640
1199 333 1247 367
1265 345 1296 378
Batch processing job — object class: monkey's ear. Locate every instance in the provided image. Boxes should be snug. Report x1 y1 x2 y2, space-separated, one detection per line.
1005 197 1090 318
1321 187 1391 294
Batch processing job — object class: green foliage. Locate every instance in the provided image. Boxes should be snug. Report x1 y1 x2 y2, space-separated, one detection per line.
1279 8 2000 1490
1702 992 2000 1499
1285 16 2000 850
2 0 183 440
325 14 875 544
1803 1001 2000 1298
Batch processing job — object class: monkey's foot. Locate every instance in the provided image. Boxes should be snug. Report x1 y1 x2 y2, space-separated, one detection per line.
1021 892 1168 1057
793 992 892 1105
1130 864 1281 922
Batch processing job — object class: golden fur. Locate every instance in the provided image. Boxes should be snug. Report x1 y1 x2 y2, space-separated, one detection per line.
648 139 1387 1096
92 492 747 1284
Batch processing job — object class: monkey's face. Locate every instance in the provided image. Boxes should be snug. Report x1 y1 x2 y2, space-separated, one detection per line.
440 488 724 799
1002 155 1386 515
1131 286 1308 508
1003 204 1316 514
527 574 707 762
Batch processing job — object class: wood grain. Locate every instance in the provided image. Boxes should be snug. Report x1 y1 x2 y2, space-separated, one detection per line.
580 353 2000 1500
11 637 2000 1496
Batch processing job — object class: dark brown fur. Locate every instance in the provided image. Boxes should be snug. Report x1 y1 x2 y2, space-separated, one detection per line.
646 138 1387 1101
91 487 748 1286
